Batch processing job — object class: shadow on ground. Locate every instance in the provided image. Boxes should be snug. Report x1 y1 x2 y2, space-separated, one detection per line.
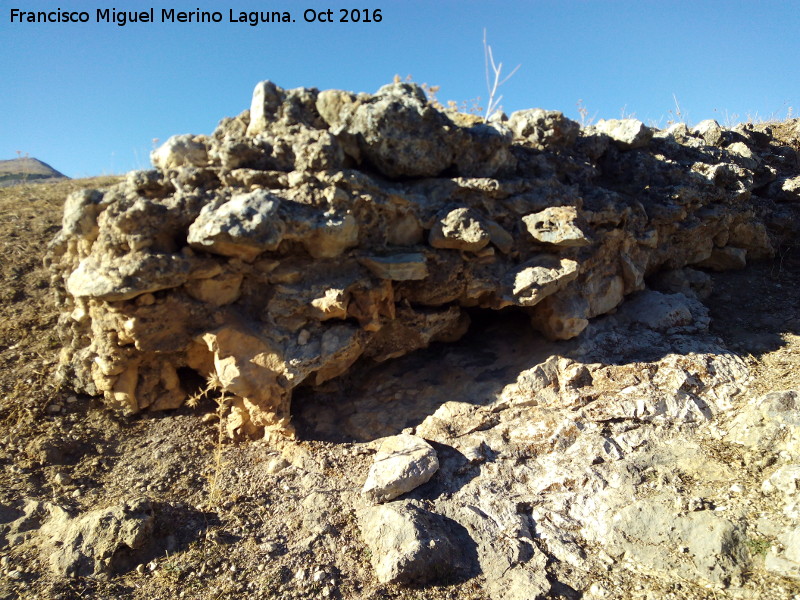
294 247 800 443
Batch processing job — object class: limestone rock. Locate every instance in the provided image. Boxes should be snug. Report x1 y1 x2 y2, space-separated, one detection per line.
362 433 439 503
199 326 293 434
522 206 591 247
246 80 285 136
299 213 359 259
727 141 760 169
151 134 209 170
608 495 749 585
429 207 491 252
650 268 713 300
358 253 428 281
764 527 800 580
666 121 691 143
508 109 580 150
508 256 579 307
187 190 285 261
48 80 793 438
315 88 359 131
728 220 774 259
0 499 48 549
343 82 458 178
617 290 694 331
65 252 208 301
40 498 154 577
594 118 653 149
486 220 514 254
357 502 471 584
777 175 800 200
726 391 800 456
62 189 104 239
454 503 550 600
531 291 589 340
762 464 800 498
453 121 516 177
692 119 725 146
184 271 243 306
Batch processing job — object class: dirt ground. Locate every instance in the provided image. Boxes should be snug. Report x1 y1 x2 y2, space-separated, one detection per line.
0 176 799 600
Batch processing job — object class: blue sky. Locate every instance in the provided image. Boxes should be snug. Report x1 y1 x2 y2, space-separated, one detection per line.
2 0 798 178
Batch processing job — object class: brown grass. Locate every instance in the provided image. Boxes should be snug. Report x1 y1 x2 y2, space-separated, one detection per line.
0 176 123 427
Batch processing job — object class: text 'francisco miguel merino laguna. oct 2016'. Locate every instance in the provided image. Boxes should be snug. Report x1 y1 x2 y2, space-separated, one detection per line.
8 7 384 26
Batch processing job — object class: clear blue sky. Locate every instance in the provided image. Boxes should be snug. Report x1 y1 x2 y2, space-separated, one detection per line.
2 0 798 178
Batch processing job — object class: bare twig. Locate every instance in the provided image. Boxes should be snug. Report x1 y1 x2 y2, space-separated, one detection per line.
484 29 520 120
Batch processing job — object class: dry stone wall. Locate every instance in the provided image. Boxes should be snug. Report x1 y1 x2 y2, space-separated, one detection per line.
47 81 800 439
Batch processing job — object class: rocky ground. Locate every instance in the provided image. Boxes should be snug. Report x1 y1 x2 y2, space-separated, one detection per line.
1 172 799 599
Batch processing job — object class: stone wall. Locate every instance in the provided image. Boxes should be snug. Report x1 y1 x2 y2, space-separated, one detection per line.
46 81 800 438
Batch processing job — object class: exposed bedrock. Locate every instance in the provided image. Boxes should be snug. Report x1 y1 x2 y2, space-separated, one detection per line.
47 80 800 438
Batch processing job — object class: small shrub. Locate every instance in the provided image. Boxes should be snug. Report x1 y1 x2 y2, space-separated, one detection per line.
745 536 772 557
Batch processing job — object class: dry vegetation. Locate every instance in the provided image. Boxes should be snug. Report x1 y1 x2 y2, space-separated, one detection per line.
0 177 123 429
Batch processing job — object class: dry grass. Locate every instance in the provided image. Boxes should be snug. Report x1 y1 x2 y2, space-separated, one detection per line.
0 176 123 429
187 372 231 506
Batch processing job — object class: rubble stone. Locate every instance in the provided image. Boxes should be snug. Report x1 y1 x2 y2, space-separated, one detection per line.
594 118 653 149
40 498 154 577
362 434 439 503
692 119 725 146
357 502 472 584
522 206 591 247
508 108 580 150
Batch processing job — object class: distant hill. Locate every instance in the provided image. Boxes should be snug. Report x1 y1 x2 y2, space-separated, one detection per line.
0 157 68 187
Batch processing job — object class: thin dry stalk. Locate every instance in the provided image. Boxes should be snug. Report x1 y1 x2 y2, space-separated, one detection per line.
484 28 520 120
187 372 229 505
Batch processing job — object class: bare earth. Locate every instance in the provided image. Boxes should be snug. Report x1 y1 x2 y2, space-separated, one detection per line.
0 176 799 599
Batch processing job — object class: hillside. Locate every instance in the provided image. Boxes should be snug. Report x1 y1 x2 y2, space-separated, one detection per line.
0 157 68 187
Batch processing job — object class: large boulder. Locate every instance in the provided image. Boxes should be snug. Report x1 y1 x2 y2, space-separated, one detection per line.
47 80 798 439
